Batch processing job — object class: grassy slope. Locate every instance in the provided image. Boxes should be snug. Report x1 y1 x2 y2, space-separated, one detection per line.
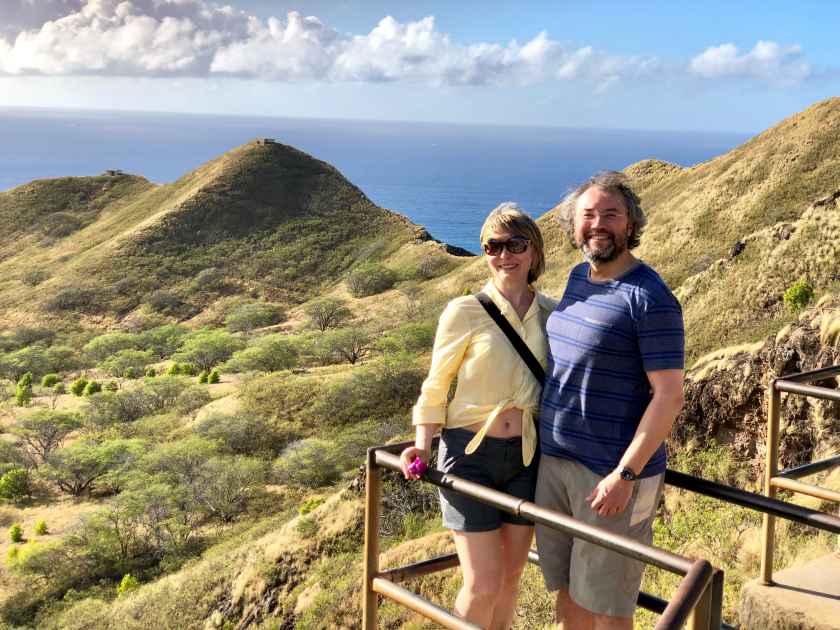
439 97 840 363
0 140 462 333
4 99 840 629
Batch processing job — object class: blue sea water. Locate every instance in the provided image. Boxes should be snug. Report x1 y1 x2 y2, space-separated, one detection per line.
0 108 748 254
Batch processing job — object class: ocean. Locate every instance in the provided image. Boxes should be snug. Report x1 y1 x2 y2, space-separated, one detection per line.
0 108 748 254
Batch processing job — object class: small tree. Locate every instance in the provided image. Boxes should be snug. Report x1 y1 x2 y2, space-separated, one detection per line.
12 410 81 466
197 370 208 384
144 366 156 378
175 386 212 421
225 335 298 373
318 328 373 365
49 382 66 409
208 368 221 384
41 373 60 388
70 377 88 397
173 330 245 372
83 381 102 396
783 279 814 313
15 372 33 407
346 263 397 297
118 573 140 597
33 520 48 535
9 523 23 543
224 302 285 333
98 349 154 378
0 469 32 502
305 297 352 332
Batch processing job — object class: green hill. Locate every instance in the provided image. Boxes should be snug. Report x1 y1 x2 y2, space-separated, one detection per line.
0 140 465 331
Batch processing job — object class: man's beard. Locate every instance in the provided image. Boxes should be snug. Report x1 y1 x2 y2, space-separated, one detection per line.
579 231 625 264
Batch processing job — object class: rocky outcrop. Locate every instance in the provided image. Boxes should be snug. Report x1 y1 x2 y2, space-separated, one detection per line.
675 297 840 479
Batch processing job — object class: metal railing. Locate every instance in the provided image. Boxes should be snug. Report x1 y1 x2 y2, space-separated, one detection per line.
760 364 840 584
363 442 720 630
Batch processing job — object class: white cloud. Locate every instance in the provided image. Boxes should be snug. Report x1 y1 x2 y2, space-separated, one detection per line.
0 0 658 87
689 40 810 84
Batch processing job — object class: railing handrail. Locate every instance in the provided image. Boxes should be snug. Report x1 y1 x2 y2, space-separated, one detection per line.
365 444 719 630
374 448 694 575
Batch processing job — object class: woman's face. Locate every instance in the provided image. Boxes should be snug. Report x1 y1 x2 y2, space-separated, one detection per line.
484 229 534 288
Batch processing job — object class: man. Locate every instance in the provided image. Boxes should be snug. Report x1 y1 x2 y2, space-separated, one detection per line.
536 171 685 629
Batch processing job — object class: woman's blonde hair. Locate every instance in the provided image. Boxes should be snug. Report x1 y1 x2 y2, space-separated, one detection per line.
480 202 545 284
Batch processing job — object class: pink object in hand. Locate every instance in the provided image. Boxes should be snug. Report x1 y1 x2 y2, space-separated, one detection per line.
408 457 428 476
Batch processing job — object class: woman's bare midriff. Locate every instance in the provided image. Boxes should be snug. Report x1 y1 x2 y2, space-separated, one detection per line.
463 407 524 438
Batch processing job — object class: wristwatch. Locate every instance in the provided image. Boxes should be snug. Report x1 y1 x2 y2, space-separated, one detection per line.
618 467 638 481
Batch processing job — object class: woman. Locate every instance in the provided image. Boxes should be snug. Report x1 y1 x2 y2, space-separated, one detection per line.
400 202 556 630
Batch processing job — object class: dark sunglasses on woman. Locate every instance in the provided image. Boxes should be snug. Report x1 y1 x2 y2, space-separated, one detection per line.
483 236 529 256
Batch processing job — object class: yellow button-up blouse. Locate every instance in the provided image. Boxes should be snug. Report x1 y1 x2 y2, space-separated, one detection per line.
412 281 557 466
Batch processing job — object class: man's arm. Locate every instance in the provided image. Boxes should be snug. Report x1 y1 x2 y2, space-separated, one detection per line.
587 369 684 517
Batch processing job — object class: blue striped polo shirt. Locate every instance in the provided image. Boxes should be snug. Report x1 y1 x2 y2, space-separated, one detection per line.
539 261 684 478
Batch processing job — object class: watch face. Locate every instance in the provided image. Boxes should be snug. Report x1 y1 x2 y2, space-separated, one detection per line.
620 468 636 481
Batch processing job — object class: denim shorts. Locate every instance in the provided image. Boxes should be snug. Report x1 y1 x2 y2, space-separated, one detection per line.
436 427 537 532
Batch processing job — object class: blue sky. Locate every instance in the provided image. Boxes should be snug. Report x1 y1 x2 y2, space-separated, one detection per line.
0 0 837 133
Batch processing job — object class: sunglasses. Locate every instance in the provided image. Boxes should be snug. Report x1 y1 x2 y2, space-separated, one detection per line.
483 236 529 256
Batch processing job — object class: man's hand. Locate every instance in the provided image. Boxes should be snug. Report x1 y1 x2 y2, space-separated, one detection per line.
586 471 634 517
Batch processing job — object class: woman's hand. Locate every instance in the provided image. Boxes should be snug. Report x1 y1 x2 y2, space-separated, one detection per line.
400 446 430 480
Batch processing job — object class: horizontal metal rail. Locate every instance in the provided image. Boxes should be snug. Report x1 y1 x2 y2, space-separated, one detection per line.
777 364 840 383
372 577 482 630
664 470 840 534
770 476 840 503
774 380 840 402
375 449 693 575
779 454 840 479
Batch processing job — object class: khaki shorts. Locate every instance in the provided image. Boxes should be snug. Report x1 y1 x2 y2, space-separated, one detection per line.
535 455 664 619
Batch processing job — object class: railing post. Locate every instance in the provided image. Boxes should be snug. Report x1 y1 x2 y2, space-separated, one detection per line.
686 580 713 630
709 570 725 630
760 380 781 585
363 449 382 630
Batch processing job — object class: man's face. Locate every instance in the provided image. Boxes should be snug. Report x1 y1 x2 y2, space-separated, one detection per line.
573 187 632 264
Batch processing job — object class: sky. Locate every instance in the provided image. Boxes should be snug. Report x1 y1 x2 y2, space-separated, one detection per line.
0 0 838 133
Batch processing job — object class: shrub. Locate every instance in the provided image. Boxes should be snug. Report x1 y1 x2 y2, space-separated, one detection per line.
173 330 245 371
33 520 48 536
295 516 318 538
42 439 144 496
41 373 60 387
15 372 33 407
224 301 285 332
147 290 182 313
140 324 187 358
84 332 142 362
174 386 212 420
70 377 88 396
208 368 220 384
225 334 298 373
273 439 341 488
98 349 154 378
305 297 353 331
0 469 31 502
180 363 196 376
375 321 436 355
83 380 102 396
196 412 289 457
346 262 397 297
166 363 182 376
197 370 208 384
117 573 140 597
9 523 23 543
298 496 326 515
190 267 226 293
783 279 814 312
144 366 156 377
105 381 118 392
21 270 49 287
44 286 100 313
317 328 373 365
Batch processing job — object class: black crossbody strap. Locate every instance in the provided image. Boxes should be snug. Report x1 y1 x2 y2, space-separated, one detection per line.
475 292 545 384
